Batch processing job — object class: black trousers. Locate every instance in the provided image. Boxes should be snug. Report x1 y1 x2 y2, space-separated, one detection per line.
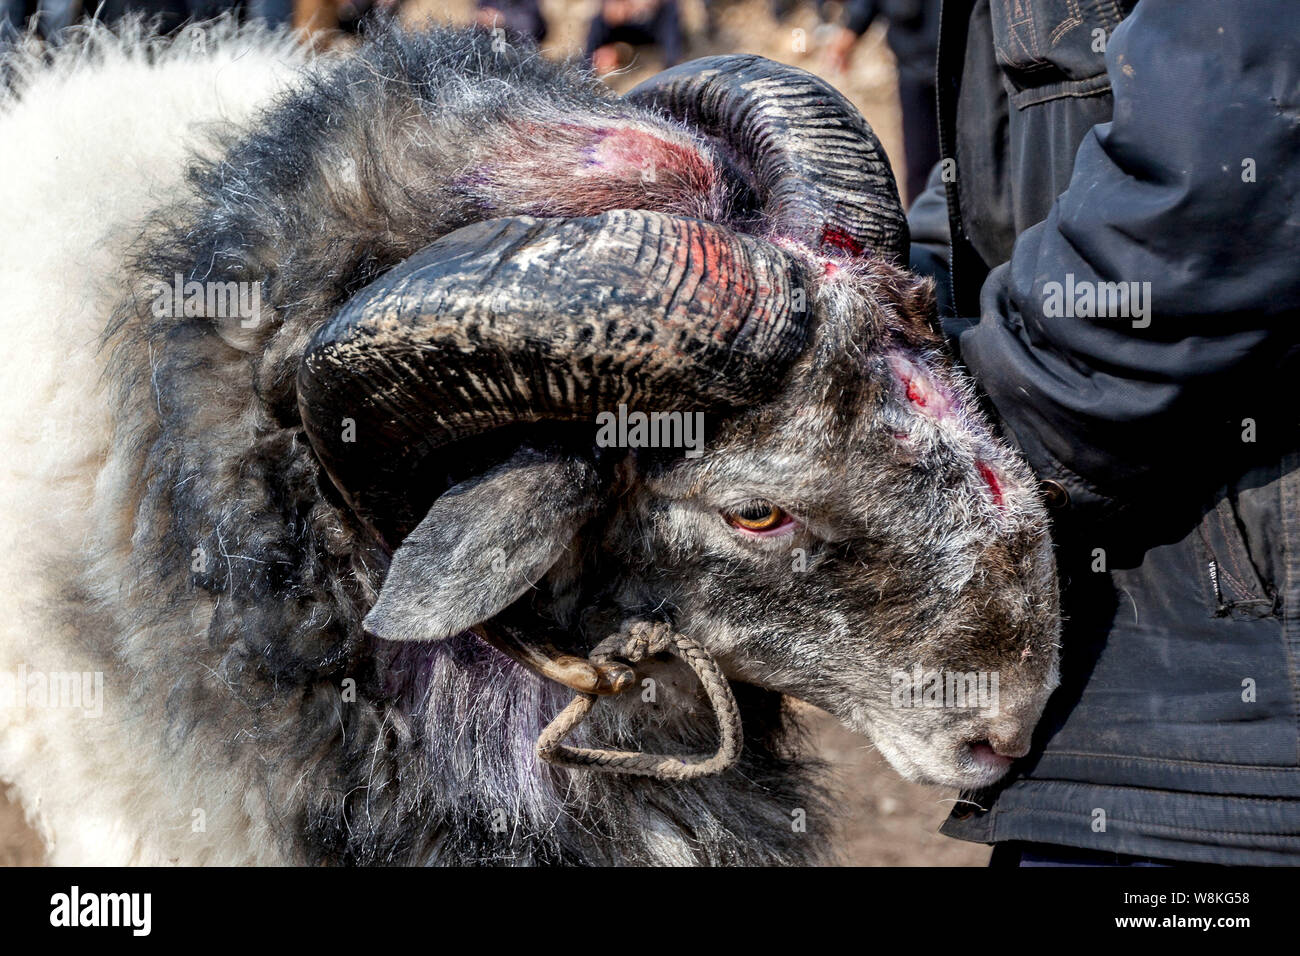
897 72 939 206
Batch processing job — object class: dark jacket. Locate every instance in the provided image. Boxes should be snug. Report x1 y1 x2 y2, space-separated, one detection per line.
911 0 1300 863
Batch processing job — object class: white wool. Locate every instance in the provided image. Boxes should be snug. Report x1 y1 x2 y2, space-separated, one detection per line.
0 22 307 865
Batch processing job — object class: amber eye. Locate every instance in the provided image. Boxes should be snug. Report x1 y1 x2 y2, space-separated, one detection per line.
724 501 792 533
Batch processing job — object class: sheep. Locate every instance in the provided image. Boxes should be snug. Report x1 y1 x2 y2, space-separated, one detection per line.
0 18 1060 866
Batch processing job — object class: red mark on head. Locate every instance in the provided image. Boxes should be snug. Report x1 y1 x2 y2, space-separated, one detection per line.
905 379 927 408
592 126 715 191
486 121 717 219
819 226 865 258
822 261 840 278
888 354 950 419
976 461 1004 508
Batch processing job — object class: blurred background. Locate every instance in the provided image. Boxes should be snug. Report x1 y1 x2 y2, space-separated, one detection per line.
0 0 981 866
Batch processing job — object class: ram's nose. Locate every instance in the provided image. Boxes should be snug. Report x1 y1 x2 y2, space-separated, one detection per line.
966 718 1034 765
971 667 1056 762
984 731 1032 760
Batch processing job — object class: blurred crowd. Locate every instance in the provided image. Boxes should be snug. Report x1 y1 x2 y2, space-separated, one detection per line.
0 0 392 38
0 0 293 35
1 0 938 200
474 0 939 199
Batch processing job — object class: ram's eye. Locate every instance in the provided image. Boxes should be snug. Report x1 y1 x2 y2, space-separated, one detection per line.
723 501 794 534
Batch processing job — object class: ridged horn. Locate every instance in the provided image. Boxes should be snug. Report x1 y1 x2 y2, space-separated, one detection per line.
298 209 811 541
626 55 908 263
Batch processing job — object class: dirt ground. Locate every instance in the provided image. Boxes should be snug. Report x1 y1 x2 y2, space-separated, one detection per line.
0 1 985 867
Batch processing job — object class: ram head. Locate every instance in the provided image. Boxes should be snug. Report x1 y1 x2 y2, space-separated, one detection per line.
281 53 1062 789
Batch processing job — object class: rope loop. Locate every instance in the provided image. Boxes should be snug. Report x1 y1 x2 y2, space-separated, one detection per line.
536 621 743 780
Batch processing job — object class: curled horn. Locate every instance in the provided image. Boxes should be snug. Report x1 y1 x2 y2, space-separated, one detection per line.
626 55 908 263
298 209 811 543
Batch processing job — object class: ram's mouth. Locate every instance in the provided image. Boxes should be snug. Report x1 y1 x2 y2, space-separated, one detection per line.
858 725 1020 791
955 740 1020 788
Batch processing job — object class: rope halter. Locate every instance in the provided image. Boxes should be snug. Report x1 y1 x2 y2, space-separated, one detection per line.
536 621 744 781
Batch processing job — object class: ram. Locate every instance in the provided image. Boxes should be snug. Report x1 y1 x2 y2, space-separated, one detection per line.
0 20 1060 866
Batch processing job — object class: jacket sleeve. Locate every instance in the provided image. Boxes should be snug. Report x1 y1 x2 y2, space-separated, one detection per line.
906 160 957 324
959 0 1300 521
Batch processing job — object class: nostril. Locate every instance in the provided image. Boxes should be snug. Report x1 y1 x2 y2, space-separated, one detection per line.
986 734 1031 760
967 734 1029 764
967 740 1012 770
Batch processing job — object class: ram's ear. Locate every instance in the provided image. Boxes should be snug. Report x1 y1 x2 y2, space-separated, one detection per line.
364 448 602 642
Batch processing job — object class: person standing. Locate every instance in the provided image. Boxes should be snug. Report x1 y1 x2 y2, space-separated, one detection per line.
907 0 1300 864
828 0 940 205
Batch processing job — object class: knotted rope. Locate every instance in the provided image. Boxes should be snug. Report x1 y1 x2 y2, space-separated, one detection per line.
537 621 743 780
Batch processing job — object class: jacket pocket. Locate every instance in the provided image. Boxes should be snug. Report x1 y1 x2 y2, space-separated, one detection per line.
1195 492 1278 619
987 0 1127 91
